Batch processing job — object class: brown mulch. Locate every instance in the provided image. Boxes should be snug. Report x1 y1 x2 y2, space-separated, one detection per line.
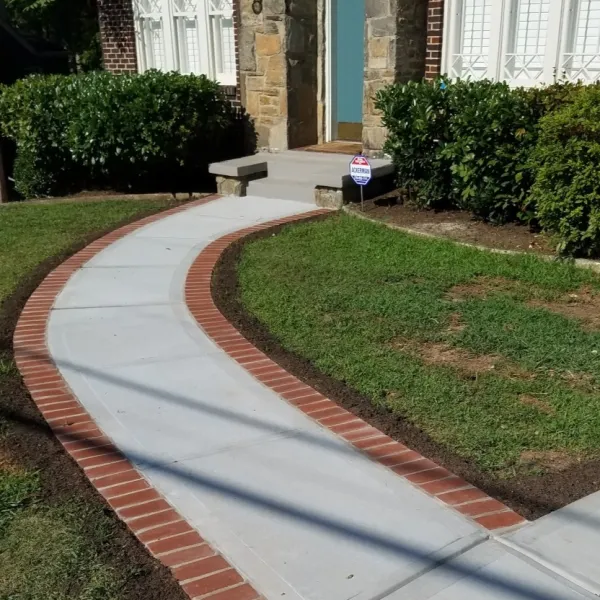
0 204 189 600
353 192 555 255
211 217 600 522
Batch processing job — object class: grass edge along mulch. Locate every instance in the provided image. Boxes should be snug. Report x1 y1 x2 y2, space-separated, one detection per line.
212 213 600 521
0 199 189 600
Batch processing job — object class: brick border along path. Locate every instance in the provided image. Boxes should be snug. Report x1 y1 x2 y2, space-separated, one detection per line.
185 213 526 534
14 196 262 600
14 196 525 600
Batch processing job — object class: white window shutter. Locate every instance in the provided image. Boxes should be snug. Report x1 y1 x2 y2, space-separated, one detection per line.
450 0 494 79
562 0 600 82
504 0 551 85
208 0 237 85
134 0 168 71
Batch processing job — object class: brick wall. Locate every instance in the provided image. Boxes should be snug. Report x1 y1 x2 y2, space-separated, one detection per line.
425 0 445 81
98 0 138 73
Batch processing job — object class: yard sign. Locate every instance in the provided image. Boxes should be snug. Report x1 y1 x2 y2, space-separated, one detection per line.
350 155 372 186
350 154 372 211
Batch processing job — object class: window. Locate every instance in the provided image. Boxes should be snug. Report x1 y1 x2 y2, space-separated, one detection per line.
449 0 493 80
132 0 236 85
444 0 600 85
562 0 600 81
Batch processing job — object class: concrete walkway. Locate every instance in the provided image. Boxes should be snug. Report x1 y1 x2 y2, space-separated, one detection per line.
47 196 598 600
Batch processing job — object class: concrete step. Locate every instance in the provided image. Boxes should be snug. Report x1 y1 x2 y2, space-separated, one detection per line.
210 150 395 207
266 151 394 188
246 178 316 204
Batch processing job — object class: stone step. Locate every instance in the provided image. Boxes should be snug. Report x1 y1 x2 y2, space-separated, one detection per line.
246 178 316 204
209 150 396 207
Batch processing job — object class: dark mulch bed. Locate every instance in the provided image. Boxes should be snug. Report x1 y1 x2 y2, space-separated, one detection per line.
0 206 188 600
353 191 555 256
212 216 600 522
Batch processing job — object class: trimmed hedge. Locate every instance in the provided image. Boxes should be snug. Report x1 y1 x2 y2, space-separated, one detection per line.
531 85 600 257
444 81 538 223
377 79 548 224
373 80 452 210
376 78 600 256
0 71 245 198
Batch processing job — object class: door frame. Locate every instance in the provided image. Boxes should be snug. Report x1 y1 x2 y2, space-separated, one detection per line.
325 0 337 142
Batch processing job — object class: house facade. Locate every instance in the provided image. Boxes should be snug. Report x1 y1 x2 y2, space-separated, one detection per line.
97 0 600 155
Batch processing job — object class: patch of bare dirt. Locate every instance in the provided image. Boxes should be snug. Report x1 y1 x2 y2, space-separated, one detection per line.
520 450 582 473
392 338 500 375
528 287 600 330
447 276 526 302
447 312 466 333
519 394 555 415
354 193 554 255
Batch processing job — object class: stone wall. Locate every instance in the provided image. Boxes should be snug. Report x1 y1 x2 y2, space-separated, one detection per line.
362 0 428 155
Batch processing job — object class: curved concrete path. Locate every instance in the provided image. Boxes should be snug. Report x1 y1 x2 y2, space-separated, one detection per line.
33 195 598 599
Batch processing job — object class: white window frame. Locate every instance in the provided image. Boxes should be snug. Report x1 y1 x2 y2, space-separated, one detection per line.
132 0 237 86
442 0 600 85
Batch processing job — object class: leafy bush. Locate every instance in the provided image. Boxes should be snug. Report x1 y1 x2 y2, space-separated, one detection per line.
377 79 539 221
376 79 589 227
376 79 453 209
0 71 244 198
444 80 538 223
521 81 588 120
530 85 600 256
0 75 78 198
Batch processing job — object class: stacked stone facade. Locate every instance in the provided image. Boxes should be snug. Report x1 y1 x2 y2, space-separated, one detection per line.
238 0 320 150
238 0 289 150
98 0 446 152
362 0 429 154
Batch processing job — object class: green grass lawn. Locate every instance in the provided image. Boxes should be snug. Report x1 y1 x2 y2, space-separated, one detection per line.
0 198 178 599
238 213 600 475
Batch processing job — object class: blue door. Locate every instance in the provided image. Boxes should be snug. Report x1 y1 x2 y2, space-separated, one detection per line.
334 0 365 141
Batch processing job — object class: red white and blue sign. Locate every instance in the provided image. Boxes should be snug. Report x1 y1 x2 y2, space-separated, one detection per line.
350 155 372 186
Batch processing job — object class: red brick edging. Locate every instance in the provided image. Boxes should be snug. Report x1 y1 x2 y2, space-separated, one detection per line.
185 209 527 533
13 199 526 600
14 196 263 600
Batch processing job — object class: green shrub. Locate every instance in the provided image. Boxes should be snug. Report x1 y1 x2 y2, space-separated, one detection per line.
376 79 590 226
521 81 588 120
0 75 78 198
444 80 538 223
0 71 243 198
530 85 600 256
376 79 453 209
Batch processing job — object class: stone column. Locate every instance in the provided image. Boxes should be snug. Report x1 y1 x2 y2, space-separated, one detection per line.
238 0 320 152
239 0 289 151
362 0 428 156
